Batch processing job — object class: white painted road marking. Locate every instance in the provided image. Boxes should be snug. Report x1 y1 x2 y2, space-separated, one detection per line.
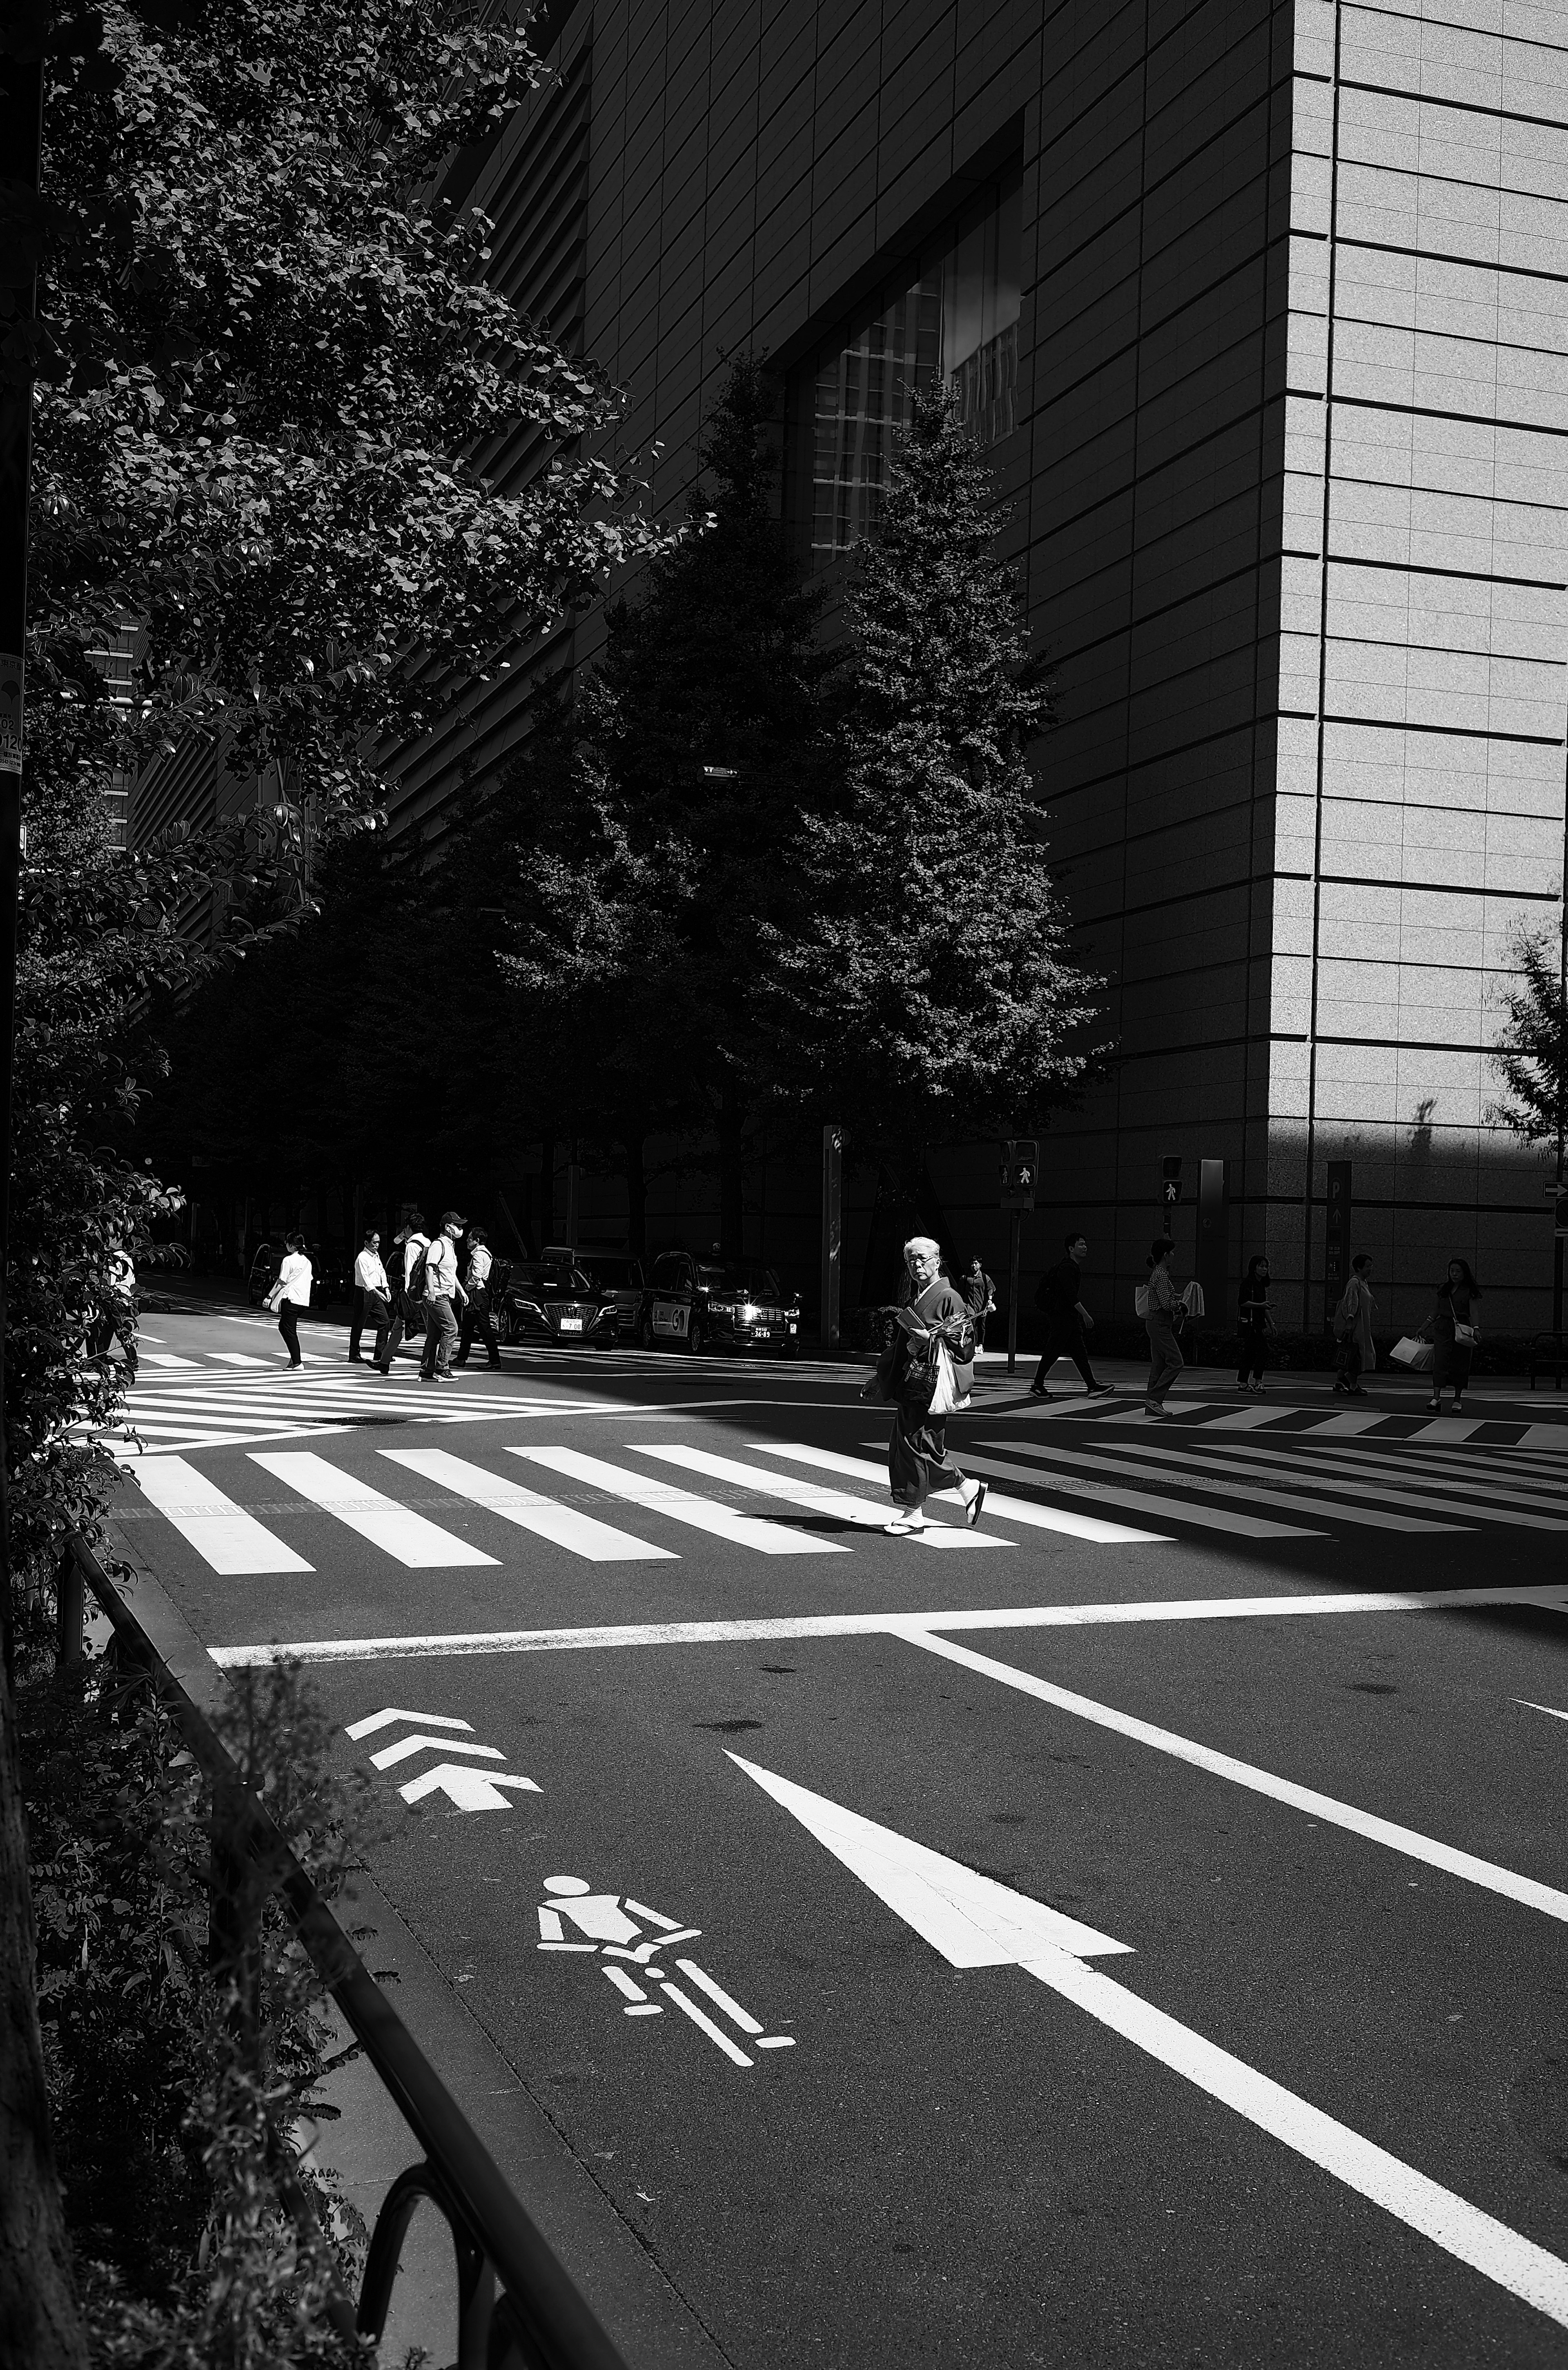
657 1980 753 2067
206 1583 1568 1666
727 1755 1130 1961
368 1733 506 1771
944 1447 1325 1540
732 1757 1568 2331
380 1447 677 1563
631 1441 996 1546
899 1628 1568 1925
1517 1700 1568 1726
397 1763 541 1809
344 1708 477 1740
1049 1437 1568 1533
749 1440 1172 1544
249 1451 500 1568
975 1440 1464 1535
507 1445 851 1555
129 1455 314 1575
140 1353 203 1368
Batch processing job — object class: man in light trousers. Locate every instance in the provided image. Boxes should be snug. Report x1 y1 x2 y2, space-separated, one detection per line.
420 1211 468 1382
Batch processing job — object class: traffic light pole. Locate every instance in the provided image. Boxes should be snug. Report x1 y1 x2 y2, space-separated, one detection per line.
1007 1209 1021 1377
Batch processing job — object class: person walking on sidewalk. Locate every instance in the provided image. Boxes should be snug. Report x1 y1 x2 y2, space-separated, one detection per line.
376 1213 430 1373
1236 1255 1273 1394
1142 1236 1183 1419
453 1225 501 1368
350 1229 388 1364
272 1232 312 1368
1425 1257 1480 1415
419 1211 468 1382
1332 1254 1377 1397
868 1236 987 1537
1029 1232 1115 1399
962 1256 996 1350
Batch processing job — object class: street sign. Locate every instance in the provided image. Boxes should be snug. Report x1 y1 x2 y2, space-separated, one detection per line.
1161 1154 1182 1212
1000 1138 1038 1210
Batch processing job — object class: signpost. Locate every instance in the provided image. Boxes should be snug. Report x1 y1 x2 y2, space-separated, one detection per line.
999 1140 1038 1376
1323 1160 1352 1330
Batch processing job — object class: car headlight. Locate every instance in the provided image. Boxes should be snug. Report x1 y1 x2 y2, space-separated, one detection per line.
599 1303 616 1316
740 1303 757 1320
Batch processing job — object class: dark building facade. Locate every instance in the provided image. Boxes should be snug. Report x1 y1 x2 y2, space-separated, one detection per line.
154 2 1568 1335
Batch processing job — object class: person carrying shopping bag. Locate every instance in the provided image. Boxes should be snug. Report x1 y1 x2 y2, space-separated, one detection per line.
267 1232 312 1368
1236 1256 1272 1394
862 1235 987 1537
1139 1236 1183 1419
1423 1258 1481 1415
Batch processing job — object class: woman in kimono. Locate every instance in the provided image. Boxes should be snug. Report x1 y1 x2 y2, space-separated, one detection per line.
872 1236 988 1537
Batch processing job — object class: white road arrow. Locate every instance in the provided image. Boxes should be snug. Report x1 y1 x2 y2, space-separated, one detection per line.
370 1735 505 1772
729 1755 1568 2331
345 1708 475 1740
398 1763 542 1811
726 1753 1129 1961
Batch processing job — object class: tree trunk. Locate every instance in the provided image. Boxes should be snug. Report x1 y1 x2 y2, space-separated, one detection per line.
623 1128 647 1256
719 1088 744 1260
0 1675 87 2369
539 1136 555 1244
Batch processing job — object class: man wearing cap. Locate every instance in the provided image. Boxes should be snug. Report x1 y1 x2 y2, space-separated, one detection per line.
420 1210 468 1382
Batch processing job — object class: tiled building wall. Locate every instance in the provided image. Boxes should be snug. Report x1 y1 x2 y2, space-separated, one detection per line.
1276 0 1568 1332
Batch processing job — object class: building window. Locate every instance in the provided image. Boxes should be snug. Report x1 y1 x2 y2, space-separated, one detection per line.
794 166 1021 563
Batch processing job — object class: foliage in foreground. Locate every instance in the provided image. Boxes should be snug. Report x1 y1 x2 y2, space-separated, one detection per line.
1488 917 1567 1156
22 1639 375 2368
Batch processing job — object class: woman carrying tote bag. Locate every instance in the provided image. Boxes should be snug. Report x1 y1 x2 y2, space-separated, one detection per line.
1424 1258 1480 1417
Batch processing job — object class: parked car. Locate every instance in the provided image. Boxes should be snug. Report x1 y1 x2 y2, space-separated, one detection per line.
575 1253 646 1340
501 1256 620 1348
637 1254 800 1356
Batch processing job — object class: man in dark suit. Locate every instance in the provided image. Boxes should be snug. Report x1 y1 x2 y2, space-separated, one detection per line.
1029 1232 1116 1399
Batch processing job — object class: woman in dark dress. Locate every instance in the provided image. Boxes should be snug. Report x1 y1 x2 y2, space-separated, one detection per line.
1426 1258 1481 1415
870 1236 987 1537
1236 1256 1272 1394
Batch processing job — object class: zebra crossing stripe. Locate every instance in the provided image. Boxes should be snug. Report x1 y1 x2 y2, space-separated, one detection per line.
1196 1440 1568 1523
130 1455 314 1575
947 1449 1323 1540
1064 1439 1566 1534
379 1448 677 1563
249 1451 499 1568
747 1442 1176 1545
507 1446 852 1555
629 1441 1003 1548
140 1353 203 1368
979 1441 1466 1535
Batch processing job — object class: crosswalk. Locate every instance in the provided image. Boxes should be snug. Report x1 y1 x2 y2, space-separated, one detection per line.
1020 1391 1568 1453
87 1368 615 1459
116 1415 1566 1578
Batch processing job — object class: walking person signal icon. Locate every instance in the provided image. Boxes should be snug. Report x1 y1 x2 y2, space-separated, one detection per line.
1000 1141 1038 1211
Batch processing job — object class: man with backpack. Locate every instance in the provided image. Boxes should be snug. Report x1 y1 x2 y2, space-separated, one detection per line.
420 1210 468 1382
374 1212 430 1373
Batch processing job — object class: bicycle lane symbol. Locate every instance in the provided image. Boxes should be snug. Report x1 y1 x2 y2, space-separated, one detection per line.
536 1875 797 2069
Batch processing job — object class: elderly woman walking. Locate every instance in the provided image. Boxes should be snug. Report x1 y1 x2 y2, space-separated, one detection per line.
867 1236 987 1538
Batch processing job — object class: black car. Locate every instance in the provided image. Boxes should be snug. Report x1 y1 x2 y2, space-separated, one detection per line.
246 1242 348 1310
501 1258 620 1348
638 1254 800 1356
574 1253 646 1340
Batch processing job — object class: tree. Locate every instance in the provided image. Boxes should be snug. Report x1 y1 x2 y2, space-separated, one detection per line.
1488 915 1567 1158
503 357 840 1254
757 386 1102 1194
2 0 659 2346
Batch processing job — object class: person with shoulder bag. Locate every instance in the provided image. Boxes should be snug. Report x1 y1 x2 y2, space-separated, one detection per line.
453 1225 501 1369
376 1212 430 1374
419 1210 468 1382
1138 1236 1183 1419
351 1228 390 1367
268 1232 312 1368
863 1235 987 1537
1423 1257 1480 1416
1332 1253 1376 1397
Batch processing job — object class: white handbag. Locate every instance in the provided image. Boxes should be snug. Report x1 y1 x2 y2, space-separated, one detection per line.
1390 1335 1433 1371
1134 1283 1151 1319
928 1337 958 1418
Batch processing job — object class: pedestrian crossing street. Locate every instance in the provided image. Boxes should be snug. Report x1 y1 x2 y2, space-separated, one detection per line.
119 1414 1568 1576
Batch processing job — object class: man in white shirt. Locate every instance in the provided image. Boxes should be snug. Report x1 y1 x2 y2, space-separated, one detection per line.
350 1229 389 1365
419 1211 468 1381
453 1225 501 1369
374 1213 430 1374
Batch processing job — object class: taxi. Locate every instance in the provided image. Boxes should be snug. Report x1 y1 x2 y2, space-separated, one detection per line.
500 1256 620 1348
638 1254 800 1357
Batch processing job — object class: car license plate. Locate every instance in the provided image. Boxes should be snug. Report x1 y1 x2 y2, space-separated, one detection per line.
559 1316 583 1332
753 1326 771 1338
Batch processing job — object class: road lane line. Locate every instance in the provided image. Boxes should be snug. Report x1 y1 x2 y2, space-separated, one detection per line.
747 1440 1172 1544
506 1446 850 1555
630 1441 998 1546
129 1455 314 1575
1025 1946 1568 2329
898 1628 1568 1924
379 1448 677 1563
204 1584 1568 1664
972 1440 1463 1534
248 1451 499 1568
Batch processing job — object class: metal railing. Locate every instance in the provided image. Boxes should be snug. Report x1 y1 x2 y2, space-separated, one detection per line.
58 1532 631 2370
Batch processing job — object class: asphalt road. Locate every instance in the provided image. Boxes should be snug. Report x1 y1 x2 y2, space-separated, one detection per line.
100 1296 1568 2367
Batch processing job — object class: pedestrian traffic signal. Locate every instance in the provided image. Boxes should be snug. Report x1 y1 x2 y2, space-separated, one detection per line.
1161 1154 1182 1211
1000 1139 1038 1210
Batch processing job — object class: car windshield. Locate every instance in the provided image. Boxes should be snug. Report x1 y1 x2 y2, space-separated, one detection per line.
514 1262 592 1294
697 1265 783 1300
583 1259 634 1287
